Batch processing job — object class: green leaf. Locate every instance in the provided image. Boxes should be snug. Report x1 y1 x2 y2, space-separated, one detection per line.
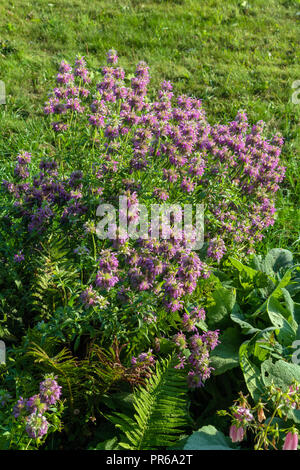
288 409 300 424
252 269 294 318
281 288 295 318
102 392 134 413
294 303 300 325
210 327 242 375
286 271 300 297
157 338 176 355
91 437 121 450
206 287 236 328
261 359 300 390
263 249 293 275
180 425 234 450
230 304 260 335
0 433 10 450
250 254 264 272
239 340 265 401
253 337 273 362
14 279 22 289
229 257 257 278
267 296 297 346
230 257 270 291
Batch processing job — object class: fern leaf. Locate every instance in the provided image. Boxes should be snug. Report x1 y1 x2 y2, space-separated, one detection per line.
111 354 190 450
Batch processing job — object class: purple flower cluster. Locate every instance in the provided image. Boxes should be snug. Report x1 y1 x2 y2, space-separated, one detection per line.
39 375 62 405
44 57 90 129
12 396 27 418
131 349 156 374
12 375 62 439
80 285 99 307
207 237 226 263
26 394 48 415
95 249 119 290
42 51 285 261
116 215 211 312
25 413 49 439
106 49 118 65
14 151 31 180
13 250 25 263
172 307 220 388
0 390 11 407
2 155 88 233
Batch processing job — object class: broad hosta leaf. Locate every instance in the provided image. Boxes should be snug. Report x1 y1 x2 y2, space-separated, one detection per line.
210 327 242 375
253 336 274 362
261 359 300 390
180 425 234 450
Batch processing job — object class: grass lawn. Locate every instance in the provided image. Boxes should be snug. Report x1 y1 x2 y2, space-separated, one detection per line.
0 0 299 250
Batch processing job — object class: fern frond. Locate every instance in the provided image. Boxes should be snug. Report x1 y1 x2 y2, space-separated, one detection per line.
27 342 78 408
27 343 77 372
31 234 79 318
26 342 133 409
110 354 190 450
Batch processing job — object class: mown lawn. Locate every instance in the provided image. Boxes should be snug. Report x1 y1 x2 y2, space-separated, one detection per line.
0 0 299 250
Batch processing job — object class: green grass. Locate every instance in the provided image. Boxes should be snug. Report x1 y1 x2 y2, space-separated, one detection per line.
0 0 299 250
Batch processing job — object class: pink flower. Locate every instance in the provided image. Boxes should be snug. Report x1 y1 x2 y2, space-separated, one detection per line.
234 406 254 423
229 424 245 443
283 431 298 450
